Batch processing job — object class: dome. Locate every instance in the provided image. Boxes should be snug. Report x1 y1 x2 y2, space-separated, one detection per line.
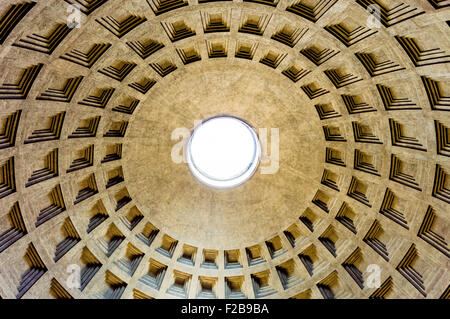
0 0 448 300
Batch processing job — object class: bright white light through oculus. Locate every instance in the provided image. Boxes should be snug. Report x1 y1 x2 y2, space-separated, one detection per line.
187 116 261 189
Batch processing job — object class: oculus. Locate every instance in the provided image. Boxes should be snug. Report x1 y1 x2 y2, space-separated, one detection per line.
187 116 261 189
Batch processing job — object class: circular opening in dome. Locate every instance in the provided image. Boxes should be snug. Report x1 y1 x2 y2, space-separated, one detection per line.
187 116 261 189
